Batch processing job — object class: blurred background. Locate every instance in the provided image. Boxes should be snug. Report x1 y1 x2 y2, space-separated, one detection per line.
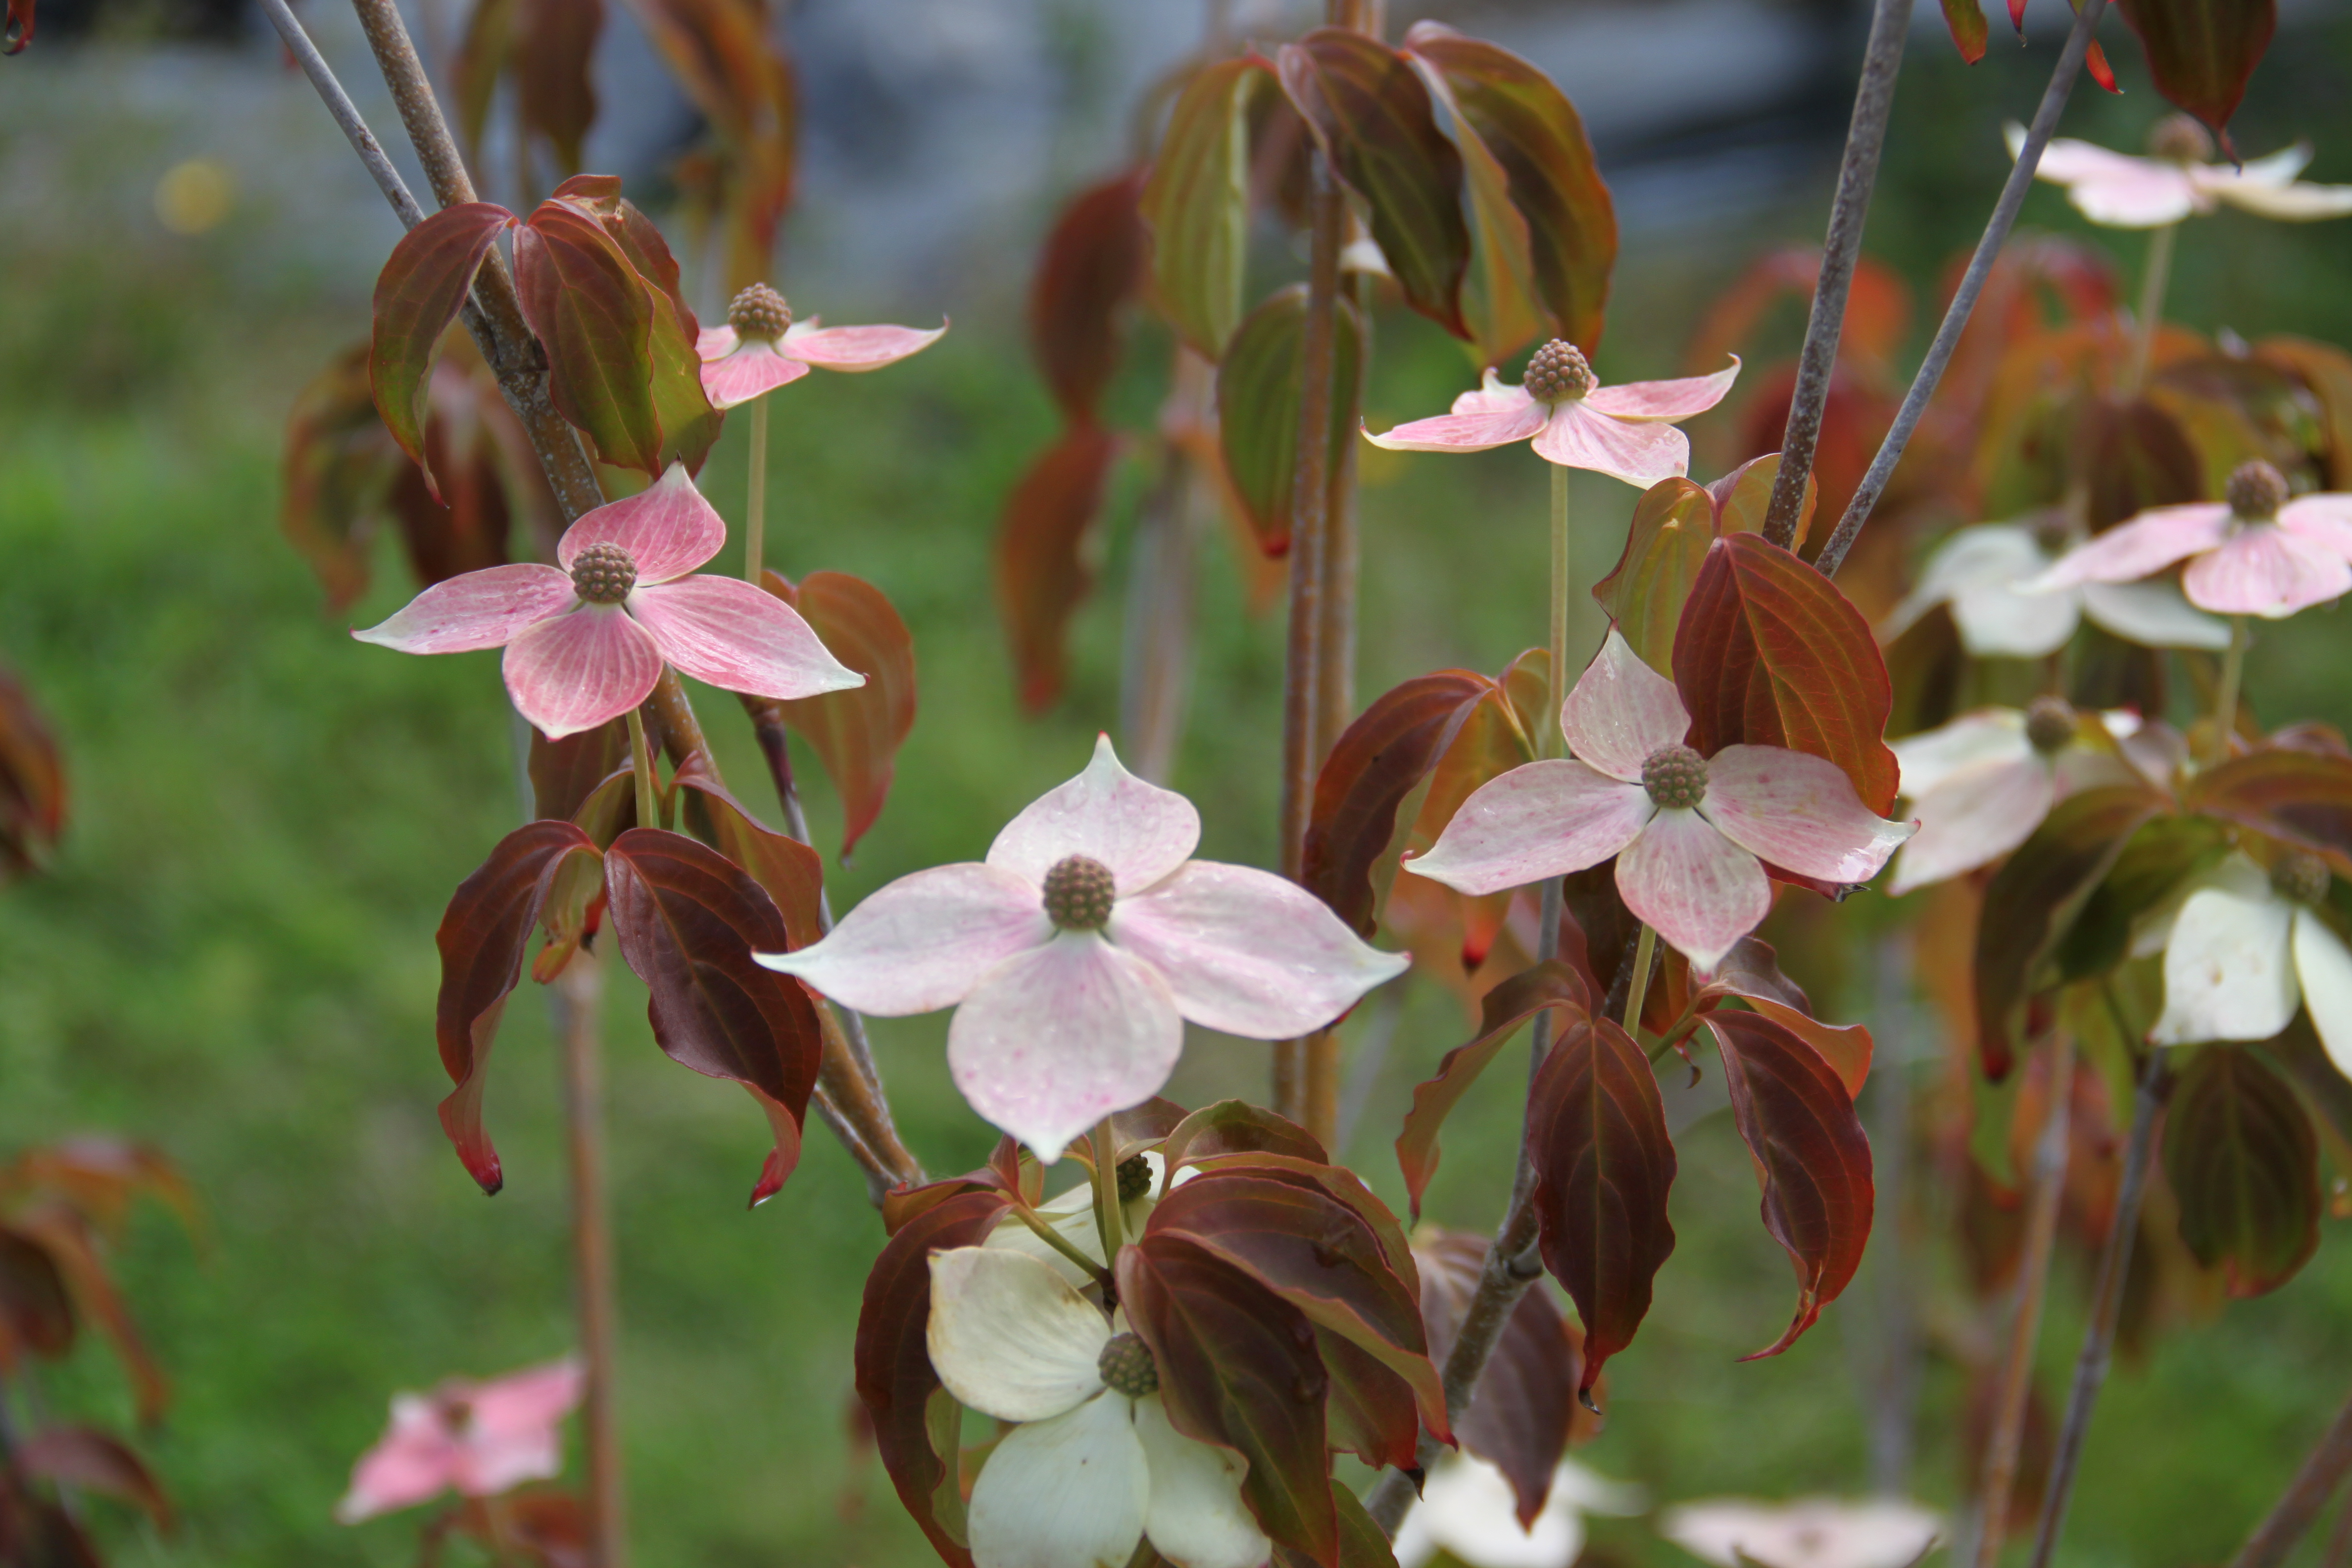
4 0 2352 1563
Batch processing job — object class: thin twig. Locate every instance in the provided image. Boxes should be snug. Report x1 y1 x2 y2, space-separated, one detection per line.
1762 0 1913 550
253 0 424 227
1814 0 2111 579
2229 1382 2352 1568
2027 1050 2167 1568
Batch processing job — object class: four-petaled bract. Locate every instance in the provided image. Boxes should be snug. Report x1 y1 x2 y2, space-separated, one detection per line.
335 1359 584 1523
755 735 1408 1160
2148 851 2352 1074
2025 482 2352 620
696 310 947 410
1879 520 2227 658
926 1246 1267 1568
1395 1455 1646 1568
1405 631 1912 972
1364 340 1740 489
2009 123 2352 228
1659 1496 1943 1568
353 463 864 738
1886 702 2149 896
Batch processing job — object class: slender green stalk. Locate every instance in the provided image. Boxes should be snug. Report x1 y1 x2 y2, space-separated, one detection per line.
1620 924 1658 1030
1549 463 1570 758
1010 1202 1114 1288
743 396 770 583
1091 1117 1126 1266
2122 222 2179 398
2211 615 2248 766
627 707 658 830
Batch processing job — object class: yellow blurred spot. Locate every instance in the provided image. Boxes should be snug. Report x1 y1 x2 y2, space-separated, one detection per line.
155 159 236 236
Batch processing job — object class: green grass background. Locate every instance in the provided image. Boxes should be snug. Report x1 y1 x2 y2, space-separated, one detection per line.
6 14 2352 1567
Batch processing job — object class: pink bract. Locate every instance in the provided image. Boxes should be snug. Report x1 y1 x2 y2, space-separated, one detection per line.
2025 493 2352 619
753 735 1409 1160
1404 631 1912 971
1364 358 1740 488
353 464 864 738
695 316 948 410
335 1358 584 1523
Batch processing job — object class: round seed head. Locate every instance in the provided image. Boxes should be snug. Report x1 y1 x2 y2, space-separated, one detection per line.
2147 113 2216 164
1523 339 1594 403
1097 1332 1159 1399
2025 695 2078 754
570 542 637 604
727 282 793 343
1115 1153 1153 1206
1041 855 1117 931
2226 459 2291 522
2274 852 2333 907
1641 743 1709 811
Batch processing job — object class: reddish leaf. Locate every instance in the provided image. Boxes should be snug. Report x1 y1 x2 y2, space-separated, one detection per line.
434 822 604 1193
1143 59 1271 361
997 423 1122 713
1704 1009 1874 1360
0 1140 197 1243
1672 531 1899 816
1030 171 1150 421
1527 1008 1675 1398
1158 1100 1329 1174
1218 285 1366 556
854 1189 1013 1568
4 0 34 53
529 720 635 824
550 182 722 476
1400 24 1617 354
0 1228 73 1363
1417 1229 1587 1527
368 202 516 501
1303 671 1493 936
1941 0 1991 61
513 203 665 475
634 0 797 293
1399 42 1539 368
518 0 603 173
2082 395 2202 531
1150 1168 1448 1451
1397 961 1593 1220
1279 29 1470 338
1687 248 1911 387
0 664 65 881
1974 785 2165 1079
1119 1235 1336 1565
763 570 917 861
16 1427 171 1528
671 754 825 951
9 1206 169 1424
2185 748 2352 878
603 828 824 1207
1735 993 1872 1100
1313 1327 1421 1472
1591 478 1716 676
1272 1484 1401 1568
2163 1044 2316 1296
2116 0 2276 150
876 1138 1039 1236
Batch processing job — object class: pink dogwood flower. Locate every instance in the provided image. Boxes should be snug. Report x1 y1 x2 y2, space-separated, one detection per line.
2011 116 2352 228
754 735 1408 1159
335 1359 583 1523
1365 338 1740 489
695 281 946 410
2025 460 2352 620
1404 631 1912 972
353 463 863 738
1659 1497 1943 1568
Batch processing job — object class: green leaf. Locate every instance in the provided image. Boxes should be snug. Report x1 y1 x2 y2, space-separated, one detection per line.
760 570 919 861
2053 814 2230 982
1142 57 1269 360
1217 284 1365 555
1591 479 1714 674
1939 0 1991 62
513 202 665 474
368 202 516 501
2164 1044 2317 1296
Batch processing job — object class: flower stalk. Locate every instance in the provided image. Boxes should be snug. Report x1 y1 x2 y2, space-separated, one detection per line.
626 708 657 831
1621 925 1658 1031
1091 1117 1126 1265
2211 615 2249 766
744 396 770 583
2122 221 2180 398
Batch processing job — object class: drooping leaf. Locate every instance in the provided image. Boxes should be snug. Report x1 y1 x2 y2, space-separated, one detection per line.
1302 670 1494 937
1029 170 1151 421
1399 24 1616 353
1158 1100 1330 1174
760 570 917 861
2082 395 2203 531
1417 1228 1587 1527
15 1426 172 1528
1705 1009 1875 1360
602 828 824 1206
853 1189 1013 1568
1397 961 1593 1219
2163 1044 2317 1296
2116 0 2277 151
512 202 664 475
1729 992 1873 1100
996 423 1123 712
1143 58 1270 361
368 202 517 500
529 719 635 824
0 664 65 882
1526 1008 1676 1398
2186 748 2352 877
4 0 35 53
1673 531 1900 815
1591 479 1714 675
1218 284 1366 556
1940 0 1991 61
0 1227 74 1361
1272 1485 1402 1568
671 753 825 950
1708 452 1816 543
8 1205 170 1423
433 821 604 1193
1119 1234 1336 1565
0 1140 197 1242
1398 38 1540 367
1278 29 1470 339
626 0 797 292
517 0 603 174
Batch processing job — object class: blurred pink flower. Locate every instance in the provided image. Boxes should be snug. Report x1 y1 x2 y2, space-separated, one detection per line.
354 463 862 738
696 282 946 410
2010 121 2352 228
1365 339 1739 489
755 735 1408 1159
335 1359 583 1524
1405 631 1911 971
2026 461 2352 619
1660 1497 1942 1568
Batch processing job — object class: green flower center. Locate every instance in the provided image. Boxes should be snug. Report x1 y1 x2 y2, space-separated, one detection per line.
1097 1332 1159 1399
1523 339 1594 404
570 543 637 605
2025 695 2078 755
1641 744 1708 811
2274 852 2332 907
1042 855 1116 931
727 281 793 343
1115 1154 1154 1205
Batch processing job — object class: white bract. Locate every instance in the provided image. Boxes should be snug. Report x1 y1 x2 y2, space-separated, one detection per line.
1887 701 2145 895
1394 1454 1645 1568
1880 522 2227 659
927 1247 1267 1568
1660 1497 1942 1568
2145 852 2352 1072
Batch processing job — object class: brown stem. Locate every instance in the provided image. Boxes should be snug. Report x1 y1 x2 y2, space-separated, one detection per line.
1761 0 1912 549
2230 1382 2352 1568
1971 1031 2075 1566
552 953 626 1568
2025 1046 2166 1562
1274 144 1345 1130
